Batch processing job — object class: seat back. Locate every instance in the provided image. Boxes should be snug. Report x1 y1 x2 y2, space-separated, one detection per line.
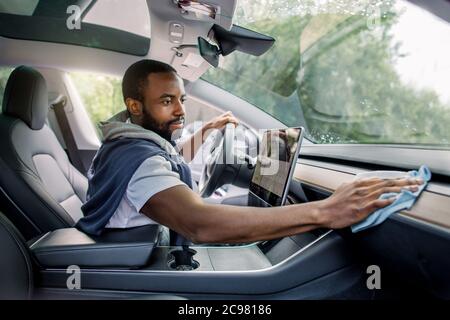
0 66 87 239
0 212 33 299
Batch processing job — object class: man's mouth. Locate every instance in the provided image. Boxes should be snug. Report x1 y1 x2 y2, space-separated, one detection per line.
169 118 185 129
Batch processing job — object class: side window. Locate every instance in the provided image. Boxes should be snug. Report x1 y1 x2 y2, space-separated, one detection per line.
183 98 222 136
182 98 222 175
0 67 14 111
69 72 124 128
69 71 222 134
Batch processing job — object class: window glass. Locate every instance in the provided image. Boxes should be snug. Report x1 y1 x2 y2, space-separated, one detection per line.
202 0 450 147
0 67 14 111
69 72 123 129
83 0 151 37
0 0 38 15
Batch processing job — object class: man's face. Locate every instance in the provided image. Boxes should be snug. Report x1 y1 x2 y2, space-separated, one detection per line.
137 72 186 141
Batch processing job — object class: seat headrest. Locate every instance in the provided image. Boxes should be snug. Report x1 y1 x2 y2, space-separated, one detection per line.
2 66 48 130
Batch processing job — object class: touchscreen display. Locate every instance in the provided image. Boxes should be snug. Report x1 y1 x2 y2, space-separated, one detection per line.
249 127 303 207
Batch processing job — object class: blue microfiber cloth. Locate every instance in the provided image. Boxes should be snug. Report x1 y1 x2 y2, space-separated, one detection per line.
351 165 431 233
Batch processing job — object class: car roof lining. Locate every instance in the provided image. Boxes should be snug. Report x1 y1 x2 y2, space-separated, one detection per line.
407 0 450 24
32 0 96 19
0 13 150 56
0 0 96 18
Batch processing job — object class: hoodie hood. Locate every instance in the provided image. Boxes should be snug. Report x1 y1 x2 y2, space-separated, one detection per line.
99 110 179 156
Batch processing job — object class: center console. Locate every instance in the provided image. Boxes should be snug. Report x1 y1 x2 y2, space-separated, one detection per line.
29 225 356 298
29 225 331 271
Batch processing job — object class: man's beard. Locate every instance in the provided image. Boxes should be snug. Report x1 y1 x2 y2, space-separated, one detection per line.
141 109 184 142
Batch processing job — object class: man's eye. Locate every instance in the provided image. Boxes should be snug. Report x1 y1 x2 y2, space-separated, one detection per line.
162 99 171 105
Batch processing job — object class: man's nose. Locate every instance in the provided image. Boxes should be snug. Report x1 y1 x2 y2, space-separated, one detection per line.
173 99 185 116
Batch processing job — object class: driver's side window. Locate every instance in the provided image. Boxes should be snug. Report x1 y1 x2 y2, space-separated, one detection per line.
0 67 14 111
182 98 222 179
69 72 124 137
69 71 222 139
182 98 222 136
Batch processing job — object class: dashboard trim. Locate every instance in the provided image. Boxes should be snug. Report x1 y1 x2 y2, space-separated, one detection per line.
294 163 450 230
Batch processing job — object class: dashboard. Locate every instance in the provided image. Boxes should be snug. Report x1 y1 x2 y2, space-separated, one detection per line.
290 157 450 298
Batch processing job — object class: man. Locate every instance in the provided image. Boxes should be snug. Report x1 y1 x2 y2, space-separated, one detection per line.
77 59 422 244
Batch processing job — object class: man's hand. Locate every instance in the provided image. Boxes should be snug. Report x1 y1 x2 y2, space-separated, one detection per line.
316 177 423 229
179 111 240 162
203 111 239 135
141 176 423 244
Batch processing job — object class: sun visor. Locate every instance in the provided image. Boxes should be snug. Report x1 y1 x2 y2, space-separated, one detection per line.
212 24 275 56
198 24 275 67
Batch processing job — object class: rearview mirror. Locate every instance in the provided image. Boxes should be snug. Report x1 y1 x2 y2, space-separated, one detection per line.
198 37 221 68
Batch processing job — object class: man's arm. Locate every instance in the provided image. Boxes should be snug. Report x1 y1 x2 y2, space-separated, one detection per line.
179 111 239 162
140 177 422 244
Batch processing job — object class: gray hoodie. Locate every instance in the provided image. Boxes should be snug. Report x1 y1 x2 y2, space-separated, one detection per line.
98 110 182 159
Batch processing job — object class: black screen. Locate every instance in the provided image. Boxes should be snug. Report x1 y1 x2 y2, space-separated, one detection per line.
249 127 303 207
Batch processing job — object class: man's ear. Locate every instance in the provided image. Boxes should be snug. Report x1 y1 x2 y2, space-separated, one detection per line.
125 98 143 116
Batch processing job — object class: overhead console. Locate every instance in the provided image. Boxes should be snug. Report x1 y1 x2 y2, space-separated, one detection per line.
148 0 275 81
148 0 238 81
173 0 236 30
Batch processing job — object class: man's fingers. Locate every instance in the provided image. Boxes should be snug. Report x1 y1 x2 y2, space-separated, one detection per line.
354 177 384 187
228 117 239 125
210 111 239 129
363 197 396 215
364 178 422 194
224 114 239 127
364 185 418 200
356 177 422 190
222 111 233 118
372 197 396 209
384 178 423 187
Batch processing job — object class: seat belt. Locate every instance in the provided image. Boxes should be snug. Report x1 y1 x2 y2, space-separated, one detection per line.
50 95 86 174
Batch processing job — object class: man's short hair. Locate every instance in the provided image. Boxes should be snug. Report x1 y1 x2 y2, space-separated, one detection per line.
122 59 177 102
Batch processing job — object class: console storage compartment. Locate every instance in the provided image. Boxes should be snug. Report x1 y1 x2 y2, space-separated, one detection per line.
29 225 161 268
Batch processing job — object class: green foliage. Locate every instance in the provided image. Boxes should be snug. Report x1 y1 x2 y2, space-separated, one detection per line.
203 15 309 129
0 67 14 110
299 13 450 145
70 72 124 129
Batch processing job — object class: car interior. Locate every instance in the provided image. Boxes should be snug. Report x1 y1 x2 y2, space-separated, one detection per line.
0 0 449 300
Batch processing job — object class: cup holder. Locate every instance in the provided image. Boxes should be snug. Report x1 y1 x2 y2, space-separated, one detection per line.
168 248 199 271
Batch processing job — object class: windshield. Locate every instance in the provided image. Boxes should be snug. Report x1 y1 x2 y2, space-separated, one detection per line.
202 0 450 147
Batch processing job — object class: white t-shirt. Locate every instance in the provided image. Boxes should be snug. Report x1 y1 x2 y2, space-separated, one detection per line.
105 155 187 229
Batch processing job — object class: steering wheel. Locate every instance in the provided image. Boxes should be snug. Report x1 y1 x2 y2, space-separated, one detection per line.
198 123 236 197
